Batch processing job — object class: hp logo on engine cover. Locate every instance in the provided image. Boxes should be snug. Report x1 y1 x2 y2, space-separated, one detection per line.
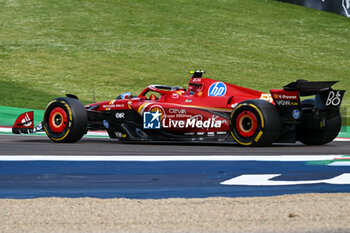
208 82 227 96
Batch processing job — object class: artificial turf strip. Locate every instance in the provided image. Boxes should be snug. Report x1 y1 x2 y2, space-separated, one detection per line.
0 106 44 127
0 0 349 113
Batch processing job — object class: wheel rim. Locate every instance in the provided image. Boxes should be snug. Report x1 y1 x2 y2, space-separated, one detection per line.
49 107 68 133
235 110 258 138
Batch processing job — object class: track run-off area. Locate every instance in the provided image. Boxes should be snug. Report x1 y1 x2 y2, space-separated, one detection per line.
0 133 350 199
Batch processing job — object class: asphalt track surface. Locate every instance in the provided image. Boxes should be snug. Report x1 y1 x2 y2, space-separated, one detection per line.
1 158 350 199
1 134 349 156
1 134 350 198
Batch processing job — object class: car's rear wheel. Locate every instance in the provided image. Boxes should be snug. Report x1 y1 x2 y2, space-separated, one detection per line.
297 99 341 145
230 99 281 146
43 97 87 143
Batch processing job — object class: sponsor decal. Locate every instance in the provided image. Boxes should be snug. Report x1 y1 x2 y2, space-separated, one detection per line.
169 109 186 114
143 111 161 129
274 94 298 100
271 90 300 110
167 108 192 118
275 100 298 106
216 131 227 135
143 107 226 129
162 115 224 129
325 90 343 106
115 112 125 119
162 118 222 128
102 120 110 129
271 90 302 120
271 90 299 101
192 78 202 82
276 100 290 106
172 93 179 98
292 109 300 119
185 99 192 103
208 82 227 96
260 93 273 103
103 104 125 108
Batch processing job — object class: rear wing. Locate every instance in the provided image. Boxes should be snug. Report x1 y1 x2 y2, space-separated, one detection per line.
283 80 345 109
283 80 337 96
270 80 345 121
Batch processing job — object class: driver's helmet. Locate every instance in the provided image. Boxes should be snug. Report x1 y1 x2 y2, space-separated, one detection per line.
116 92 133 99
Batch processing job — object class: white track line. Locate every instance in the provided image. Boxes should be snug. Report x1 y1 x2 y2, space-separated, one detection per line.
0 127 108 136
0 127 12 132
334 138 350 141
0 155 343 161
0 127 349 140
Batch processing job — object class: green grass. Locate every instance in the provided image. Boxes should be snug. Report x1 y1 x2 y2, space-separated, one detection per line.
0 0 349 119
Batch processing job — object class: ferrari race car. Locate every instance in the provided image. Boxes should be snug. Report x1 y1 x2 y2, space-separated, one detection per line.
13 70 345 146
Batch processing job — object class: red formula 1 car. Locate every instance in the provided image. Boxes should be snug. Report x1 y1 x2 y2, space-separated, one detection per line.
13 70 345 146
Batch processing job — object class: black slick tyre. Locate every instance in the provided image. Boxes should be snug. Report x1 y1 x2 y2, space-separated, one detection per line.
297 99 341 145
230 99 281 146
43 97 87 143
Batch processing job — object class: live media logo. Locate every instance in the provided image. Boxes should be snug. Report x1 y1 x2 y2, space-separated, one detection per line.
143 111 161 129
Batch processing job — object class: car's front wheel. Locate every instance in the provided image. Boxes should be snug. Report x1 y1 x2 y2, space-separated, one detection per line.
43 97 87 143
